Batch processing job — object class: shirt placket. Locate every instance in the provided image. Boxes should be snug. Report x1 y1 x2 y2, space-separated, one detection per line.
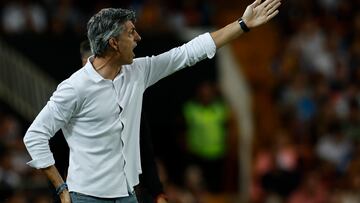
112 77 132 193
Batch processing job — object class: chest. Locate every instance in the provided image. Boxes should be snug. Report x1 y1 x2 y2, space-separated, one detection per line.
78 79 144 121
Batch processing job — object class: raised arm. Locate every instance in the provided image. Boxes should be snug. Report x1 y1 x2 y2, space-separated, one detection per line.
211 0 281 48
134 0 281 88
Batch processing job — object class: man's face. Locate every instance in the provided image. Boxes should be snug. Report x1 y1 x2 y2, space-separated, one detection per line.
114 21 141 64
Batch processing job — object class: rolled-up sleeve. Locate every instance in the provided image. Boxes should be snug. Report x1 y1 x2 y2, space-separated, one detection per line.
134 32 216 88
23 80 78 169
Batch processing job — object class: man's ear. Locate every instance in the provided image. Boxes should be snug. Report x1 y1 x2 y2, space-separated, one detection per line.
109 37 118 51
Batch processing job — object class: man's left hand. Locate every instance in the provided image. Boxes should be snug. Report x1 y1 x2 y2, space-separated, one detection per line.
242 0 281 28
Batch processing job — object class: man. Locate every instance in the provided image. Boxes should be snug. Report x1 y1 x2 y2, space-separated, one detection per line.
23 0 281 202
50 40 166 203
51 40 166 203
83 39 167 202
79 40 92 66
182 81 231 193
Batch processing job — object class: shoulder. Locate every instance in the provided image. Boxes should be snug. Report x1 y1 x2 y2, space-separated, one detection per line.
56 68 90 102
121 58 150 77
126 57 151 70
65 67 97 93
67 68 87 85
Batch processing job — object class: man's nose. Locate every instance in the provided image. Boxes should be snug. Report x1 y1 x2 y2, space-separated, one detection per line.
135 31 141 42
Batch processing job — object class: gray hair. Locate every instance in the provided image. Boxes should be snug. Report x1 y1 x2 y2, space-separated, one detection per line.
87 8 136 56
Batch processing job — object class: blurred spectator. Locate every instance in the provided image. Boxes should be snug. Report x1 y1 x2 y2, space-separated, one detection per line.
1 0 27 33
318 0 339 12
0 149 21 199
49 0 85 35
287 170 330 203
181 81 232 194
344 97 360 141
27 1 48 33
1 0 47 34
79 39 92 66
280 72 317 124
316 121 353 172
260 131 302 201
289 19 336 77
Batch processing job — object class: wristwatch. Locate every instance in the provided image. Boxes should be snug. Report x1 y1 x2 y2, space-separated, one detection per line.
238 18 250 32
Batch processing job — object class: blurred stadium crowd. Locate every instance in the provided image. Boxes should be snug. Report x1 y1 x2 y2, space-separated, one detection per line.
251 0 360 202
0 0 215 35
1 0 360 202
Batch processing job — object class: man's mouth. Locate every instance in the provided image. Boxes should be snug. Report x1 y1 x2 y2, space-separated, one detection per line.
132 44 137 57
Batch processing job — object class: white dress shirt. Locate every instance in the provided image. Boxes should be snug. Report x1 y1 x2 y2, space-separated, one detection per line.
23 33 216 198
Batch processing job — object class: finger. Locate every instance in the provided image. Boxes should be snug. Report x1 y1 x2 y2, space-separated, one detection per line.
261 0 276 7
267 2 281 15
265 0 281 11
266 10 279 21
251 0 262 8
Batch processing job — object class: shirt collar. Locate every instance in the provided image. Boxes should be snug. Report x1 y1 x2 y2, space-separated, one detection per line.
84 56 104 83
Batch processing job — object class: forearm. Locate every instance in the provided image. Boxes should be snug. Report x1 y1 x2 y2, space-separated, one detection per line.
210 21 243 49
42 165 66 188
42 165 71 202
211 0 281 49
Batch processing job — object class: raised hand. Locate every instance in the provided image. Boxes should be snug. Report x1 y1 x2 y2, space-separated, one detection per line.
242 0 281 28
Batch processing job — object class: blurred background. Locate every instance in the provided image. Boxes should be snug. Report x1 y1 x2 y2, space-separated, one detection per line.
1 0 360 202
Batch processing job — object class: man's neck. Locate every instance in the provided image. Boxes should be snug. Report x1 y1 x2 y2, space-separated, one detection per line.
92 56 122 80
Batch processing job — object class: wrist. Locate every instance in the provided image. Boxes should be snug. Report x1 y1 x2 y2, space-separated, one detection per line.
238 18 250 32
56 182 68 195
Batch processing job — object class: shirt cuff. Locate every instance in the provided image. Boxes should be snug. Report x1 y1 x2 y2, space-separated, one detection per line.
201 32 217 59
27 154 55 169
